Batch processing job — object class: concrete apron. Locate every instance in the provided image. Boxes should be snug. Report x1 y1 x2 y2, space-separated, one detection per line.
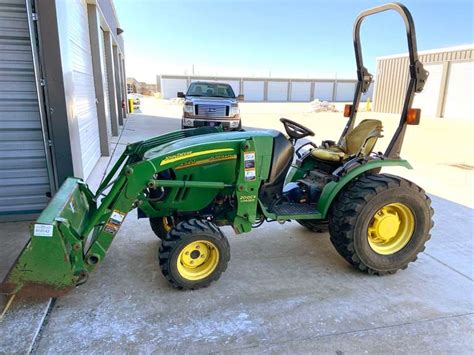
1 107 473 353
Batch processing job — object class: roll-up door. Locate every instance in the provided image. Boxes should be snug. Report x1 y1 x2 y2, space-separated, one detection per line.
314 82 334 101
335 82 356 101
99 27 111 137
162 78 188 99
0 0 52 216
291 82 311 101
443 61 474 119
267 81 288 101
69 0 101 178
243 81 264 101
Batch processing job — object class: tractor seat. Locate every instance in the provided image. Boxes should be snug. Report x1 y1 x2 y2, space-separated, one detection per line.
312 119 383 162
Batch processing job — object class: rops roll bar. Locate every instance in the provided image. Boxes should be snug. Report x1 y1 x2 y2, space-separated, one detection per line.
339 2 429 159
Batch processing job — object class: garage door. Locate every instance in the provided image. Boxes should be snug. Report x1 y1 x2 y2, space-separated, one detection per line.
68 0 101 178
335 82 356 101
291 82 311 101
443 61 474 119
267 81 288 101
99 27 111 137
314 82 334 101
243 81 264 101
412 64 443 117
162 78 188 99
0 0 52 216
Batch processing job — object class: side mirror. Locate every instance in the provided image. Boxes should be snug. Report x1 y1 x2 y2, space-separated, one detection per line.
177 92 185 98
237 94 244 102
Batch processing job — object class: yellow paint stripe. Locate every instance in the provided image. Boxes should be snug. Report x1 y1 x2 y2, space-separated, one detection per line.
175 155 237 170
160 148 234 166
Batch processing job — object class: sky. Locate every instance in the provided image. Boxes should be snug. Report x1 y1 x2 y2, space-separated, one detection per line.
114 0 473 83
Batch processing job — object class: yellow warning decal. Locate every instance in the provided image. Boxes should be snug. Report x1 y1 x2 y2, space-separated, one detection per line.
160 148 235 166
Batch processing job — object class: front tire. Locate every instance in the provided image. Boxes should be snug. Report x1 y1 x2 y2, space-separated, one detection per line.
158 219 230 290
150 216 175 240
328 174 434 275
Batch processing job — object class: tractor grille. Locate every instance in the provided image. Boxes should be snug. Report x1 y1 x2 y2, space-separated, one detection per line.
196 104 228 117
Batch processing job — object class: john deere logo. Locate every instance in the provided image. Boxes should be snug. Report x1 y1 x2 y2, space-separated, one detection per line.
208 108 216 112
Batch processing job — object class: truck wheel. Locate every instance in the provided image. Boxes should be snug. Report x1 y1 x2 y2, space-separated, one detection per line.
149 217 175 240
158 219 230 290
328 174 434 275
296 220 328 233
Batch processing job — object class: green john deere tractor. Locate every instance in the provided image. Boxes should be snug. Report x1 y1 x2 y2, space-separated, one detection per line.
1 3 433 295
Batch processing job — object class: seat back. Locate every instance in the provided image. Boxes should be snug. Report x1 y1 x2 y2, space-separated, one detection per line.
340 119 383 156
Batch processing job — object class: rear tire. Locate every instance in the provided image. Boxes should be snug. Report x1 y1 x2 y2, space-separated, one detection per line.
328 173 434 275
158 219 230 290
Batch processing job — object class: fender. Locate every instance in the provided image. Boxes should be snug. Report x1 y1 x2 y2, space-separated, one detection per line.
318 159 412 218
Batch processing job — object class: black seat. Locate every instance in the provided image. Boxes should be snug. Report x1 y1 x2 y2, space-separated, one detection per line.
259 131 294 205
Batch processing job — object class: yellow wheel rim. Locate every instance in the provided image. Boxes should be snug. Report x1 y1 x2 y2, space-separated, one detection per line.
177 240 220 281
162 217 172 232
367 202 415 255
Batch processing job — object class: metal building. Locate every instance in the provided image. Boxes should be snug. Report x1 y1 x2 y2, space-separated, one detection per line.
373 45 474 118
0 0 128 220
158 74 374 103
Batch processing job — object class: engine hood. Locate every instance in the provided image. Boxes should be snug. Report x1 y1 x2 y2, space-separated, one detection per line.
185 97 237 105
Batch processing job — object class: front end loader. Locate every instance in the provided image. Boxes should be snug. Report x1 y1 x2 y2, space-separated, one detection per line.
1 2 433 296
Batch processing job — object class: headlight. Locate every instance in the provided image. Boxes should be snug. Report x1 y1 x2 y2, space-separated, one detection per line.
230 121 240 128
183 118 194 126
230 106 240 115
184 105 194 114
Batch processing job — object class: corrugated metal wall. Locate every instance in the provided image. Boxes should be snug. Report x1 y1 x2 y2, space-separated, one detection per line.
0 0 51 216
373 47 474 115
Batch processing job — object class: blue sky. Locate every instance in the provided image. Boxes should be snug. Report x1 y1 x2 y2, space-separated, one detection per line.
114 0 473 82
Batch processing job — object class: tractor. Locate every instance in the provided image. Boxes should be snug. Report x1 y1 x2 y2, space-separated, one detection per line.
1 3 433 296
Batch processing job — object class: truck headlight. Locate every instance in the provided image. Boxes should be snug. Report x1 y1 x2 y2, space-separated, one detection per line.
184 105 194 114
230 121 240 128
230 106 240 115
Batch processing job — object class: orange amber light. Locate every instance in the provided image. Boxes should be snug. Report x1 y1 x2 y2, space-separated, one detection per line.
406 108 421 125
344 104 352 117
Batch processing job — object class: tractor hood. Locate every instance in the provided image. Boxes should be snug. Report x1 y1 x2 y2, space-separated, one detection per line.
143 129 280 161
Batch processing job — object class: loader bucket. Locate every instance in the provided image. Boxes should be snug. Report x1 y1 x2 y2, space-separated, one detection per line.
0 177 94 297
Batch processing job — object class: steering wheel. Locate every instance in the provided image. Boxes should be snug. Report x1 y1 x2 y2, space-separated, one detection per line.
280 118 315 140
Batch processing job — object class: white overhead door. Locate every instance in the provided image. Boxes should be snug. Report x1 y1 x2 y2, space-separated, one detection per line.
443 61 474 119
0 0 52 216
243 81 264 101
314 82 334 101
335 82 356 101
68 0 101 178
412 64 443 117
291 82 311 101
267 81 288 101
162 78 188 99
99 28 111 137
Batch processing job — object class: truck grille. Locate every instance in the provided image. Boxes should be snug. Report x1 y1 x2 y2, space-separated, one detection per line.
196 104 228 117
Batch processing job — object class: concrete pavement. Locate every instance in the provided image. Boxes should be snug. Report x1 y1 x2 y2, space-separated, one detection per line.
1 98 473 353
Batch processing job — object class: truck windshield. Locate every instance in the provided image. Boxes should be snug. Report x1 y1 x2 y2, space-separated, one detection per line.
186 82 235 98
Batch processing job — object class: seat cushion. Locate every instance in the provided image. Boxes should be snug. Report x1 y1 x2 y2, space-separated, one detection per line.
311 148 345 162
